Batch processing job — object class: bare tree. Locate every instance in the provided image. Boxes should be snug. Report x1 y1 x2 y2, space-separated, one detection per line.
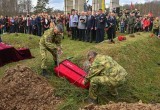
122 1 160 17
0 0 32 16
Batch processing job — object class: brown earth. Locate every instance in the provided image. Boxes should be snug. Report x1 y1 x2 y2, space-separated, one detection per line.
0 65 60 110
81 101 160 110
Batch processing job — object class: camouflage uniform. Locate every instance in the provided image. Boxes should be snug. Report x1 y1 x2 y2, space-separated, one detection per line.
39 28 61 69
127 16 136 34
85 55 128 100
153 19 160 36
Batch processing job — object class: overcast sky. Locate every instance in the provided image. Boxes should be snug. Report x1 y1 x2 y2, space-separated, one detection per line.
32 0 152 10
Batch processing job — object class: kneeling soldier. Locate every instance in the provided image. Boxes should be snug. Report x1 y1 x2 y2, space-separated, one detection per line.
83 51 128 104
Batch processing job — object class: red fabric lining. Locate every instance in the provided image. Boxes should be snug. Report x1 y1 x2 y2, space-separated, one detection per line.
0 42 34 67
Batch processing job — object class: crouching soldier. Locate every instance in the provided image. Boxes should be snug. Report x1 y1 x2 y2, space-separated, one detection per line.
83 51 128 104
39 22 62 77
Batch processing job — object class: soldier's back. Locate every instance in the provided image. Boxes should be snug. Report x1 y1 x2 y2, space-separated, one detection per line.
93 55 128 84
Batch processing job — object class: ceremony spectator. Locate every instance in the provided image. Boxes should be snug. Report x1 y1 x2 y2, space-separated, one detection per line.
153 17 159 36
86 11 94 42
65 13 71 37
95 9 105 43
43 15 50 32
0 8 159 44
78 11 87 41
31 15 37 35
69 10 78 40
36 14 42 36
106 13 116 43
26 14 32 34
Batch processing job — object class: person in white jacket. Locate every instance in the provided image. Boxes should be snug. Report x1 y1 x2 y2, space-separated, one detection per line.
78 11 87 41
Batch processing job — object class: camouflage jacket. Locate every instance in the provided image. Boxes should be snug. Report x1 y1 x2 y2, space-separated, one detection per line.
86 55 128 86
128 16 136 25
39 28 61 50
153 20 159 30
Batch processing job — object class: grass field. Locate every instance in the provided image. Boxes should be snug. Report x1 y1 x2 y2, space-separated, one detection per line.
0 32 160 110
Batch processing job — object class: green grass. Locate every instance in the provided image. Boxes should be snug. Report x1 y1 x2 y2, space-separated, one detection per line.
0 32 160 109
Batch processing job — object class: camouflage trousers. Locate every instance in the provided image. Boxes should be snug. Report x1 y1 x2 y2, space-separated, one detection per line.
127 24 134 34
89 76 118 100
40 46 57 69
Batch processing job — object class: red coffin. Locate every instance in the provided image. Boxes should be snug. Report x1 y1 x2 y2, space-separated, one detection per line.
54 60 89 89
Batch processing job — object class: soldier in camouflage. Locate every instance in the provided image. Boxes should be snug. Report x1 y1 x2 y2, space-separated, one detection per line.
39 22 62 77
153 17 159 36
127 12 136 34
83 51 128 104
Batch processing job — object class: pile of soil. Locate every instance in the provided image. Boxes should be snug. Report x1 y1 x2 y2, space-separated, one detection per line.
0 65 60 110
81 102 160 110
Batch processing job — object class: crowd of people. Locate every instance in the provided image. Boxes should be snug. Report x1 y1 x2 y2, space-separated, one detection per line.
68 9 160 43
0 8 160 43
0 13 64 37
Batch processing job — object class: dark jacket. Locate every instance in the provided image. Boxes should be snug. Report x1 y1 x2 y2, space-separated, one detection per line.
31 19 36 29
107 16 117 28
95 14 106 29
0 18 5 26
86 15 94 29
43 19 50 29
35 16 41 26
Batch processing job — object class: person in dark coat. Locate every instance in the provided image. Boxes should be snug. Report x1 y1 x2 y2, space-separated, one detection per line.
95 9 106 43
19 16 25 33
43 15 50 32
106 13 117 43
65 13 71 37
0 16 4 35
86 11 94 42
1 16 6 33
41 14 45 34
31 15 37 35
91 11 97 42
14 16 19 33
36 14 42 36
10 17 15 33
26 14 32 34
5 16 10 33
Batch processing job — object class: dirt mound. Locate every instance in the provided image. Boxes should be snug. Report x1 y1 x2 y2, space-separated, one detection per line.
0 65 60 110
81 102 160 110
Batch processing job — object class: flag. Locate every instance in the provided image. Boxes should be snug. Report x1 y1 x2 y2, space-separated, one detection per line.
101 0 105 11
130 2 134 10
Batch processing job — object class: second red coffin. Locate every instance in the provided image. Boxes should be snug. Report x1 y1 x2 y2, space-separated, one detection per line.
54 60 89 89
